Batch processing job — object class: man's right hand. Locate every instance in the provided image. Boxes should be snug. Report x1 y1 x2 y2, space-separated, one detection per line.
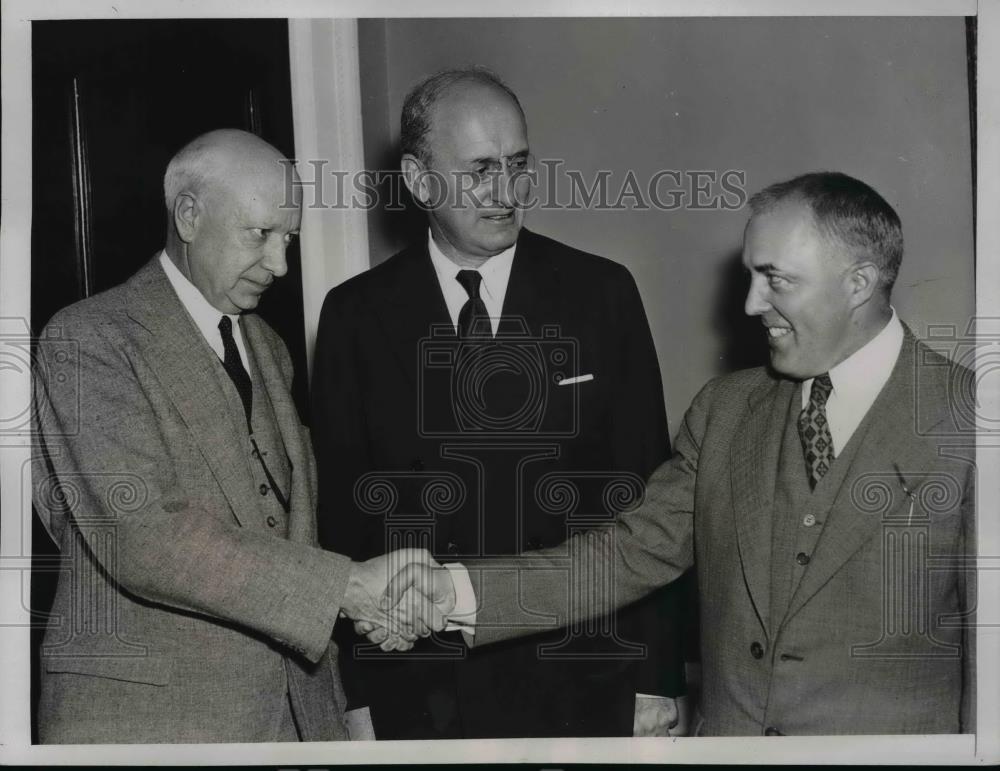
341 548 445 650
353 562 458 646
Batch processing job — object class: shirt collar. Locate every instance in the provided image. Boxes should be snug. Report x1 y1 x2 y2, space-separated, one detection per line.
426 230 517 305
158 250 239 340
819 307 904 402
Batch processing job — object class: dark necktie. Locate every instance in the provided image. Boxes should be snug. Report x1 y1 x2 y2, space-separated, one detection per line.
798 373 834 490
455 270 490 339
218 315 253 429
218 316 290 513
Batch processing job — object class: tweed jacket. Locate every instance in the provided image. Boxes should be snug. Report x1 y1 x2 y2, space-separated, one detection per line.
32 257 352 743
469 328 976 735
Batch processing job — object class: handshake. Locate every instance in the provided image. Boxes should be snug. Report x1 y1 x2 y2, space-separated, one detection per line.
341 548 462 651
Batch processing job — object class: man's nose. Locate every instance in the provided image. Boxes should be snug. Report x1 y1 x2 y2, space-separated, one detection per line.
263 240 290 278
744 275 770 316
491 164 518 207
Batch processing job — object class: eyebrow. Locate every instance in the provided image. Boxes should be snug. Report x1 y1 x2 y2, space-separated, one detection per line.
469 149 530 164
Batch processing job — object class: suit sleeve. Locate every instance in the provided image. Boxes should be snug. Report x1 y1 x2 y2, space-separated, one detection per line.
465 376 715 649
32 315 350 664
607 266 688 698
310 290 375 710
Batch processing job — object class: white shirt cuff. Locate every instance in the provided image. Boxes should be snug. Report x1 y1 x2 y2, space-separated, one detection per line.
443 562 476 635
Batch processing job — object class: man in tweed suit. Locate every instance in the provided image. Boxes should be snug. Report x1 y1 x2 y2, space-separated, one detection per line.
383 172 977 735
32 129 436 743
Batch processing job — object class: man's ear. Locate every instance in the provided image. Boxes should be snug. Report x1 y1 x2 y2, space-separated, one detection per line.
401 154 431 206
172 192 201 244
846 260 881 309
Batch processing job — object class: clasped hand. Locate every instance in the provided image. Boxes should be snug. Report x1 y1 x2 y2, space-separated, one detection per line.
341 548 457 651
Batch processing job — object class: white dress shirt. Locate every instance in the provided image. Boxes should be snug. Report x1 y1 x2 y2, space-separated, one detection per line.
427 231 516 337
159 251 249 371
800 309 904 456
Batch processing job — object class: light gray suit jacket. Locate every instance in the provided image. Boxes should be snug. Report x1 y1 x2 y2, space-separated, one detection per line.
33 258 351 743
467 329 976 735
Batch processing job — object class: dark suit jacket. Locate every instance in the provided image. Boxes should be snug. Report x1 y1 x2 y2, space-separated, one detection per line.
469 328 976 735
311 228 687 738
32 258 351 743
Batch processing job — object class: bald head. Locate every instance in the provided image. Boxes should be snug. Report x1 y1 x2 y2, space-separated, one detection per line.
163 129 301 314
163 129 288 213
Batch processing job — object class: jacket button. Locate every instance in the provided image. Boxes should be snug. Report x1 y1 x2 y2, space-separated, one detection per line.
446 541 460 555
259 484 268 496
750 641 764 659
764 726 783 736
796 552 811 566
410 458 424 472
266 515 277 528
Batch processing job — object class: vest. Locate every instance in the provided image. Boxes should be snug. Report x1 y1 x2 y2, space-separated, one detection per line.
769 383 871 635
211 333 299 739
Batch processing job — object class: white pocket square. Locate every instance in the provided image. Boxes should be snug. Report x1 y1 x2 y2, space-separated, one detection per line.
559 374 594 386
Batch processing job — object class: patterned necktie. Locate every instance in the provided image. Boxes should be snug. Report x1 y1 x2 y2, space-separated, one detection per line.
798 373 834 490
455 270 490 339
218 316 252 429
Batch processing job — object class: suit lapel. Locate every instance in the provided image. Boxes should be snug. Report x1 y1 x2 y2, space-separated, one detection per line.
730 375 796 639
496 230 561 337
124 258 259 528
783 331 940 622
371 242 453 389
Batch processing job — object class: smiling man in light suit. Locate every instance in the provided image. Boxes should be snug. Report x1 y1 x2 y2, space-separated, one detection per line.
387 171 977 736
32 129 435 743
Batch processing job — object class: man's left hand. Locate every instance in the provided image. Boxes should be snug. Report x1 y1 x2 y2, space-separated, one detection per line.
633 695 679 737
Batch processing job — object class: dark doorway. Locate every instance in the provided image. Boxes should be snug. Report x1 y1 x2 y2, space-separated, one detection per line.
30 18 303 742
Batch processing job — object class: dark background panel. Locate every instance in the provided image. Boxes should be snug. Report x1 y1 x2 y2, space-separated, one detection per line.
31 18 305 397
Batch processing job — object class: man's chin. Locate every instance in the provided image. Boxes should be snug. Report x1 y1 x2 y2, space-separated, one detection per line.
768 352 801 379
232 295 261 313
476 226 520 253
